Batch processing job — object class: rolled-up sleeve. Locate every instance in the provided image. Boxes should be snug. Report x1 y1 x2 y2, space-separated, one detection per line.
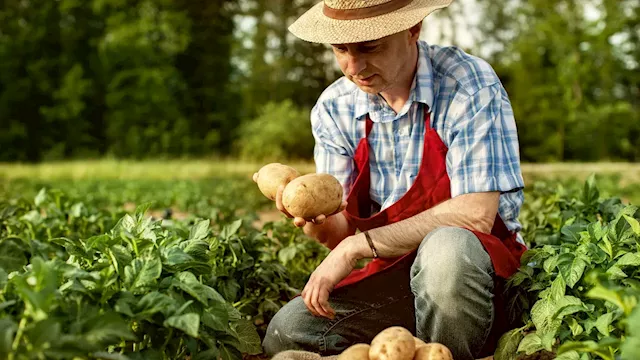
310 102 357 198
445 83 525 198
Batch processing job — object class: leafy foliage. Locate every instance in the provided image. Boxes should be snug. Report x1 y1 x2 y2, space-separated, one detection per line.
498 176 640 360
0 185 326 359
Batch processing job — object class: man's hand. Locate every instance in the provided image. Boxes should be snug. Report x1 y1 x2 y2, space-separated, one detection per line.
301 241 358 319
274 184 347 228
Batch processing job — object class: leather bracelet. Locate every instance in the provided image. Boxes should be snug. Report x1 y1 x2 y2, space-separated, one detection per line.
364 231 379 259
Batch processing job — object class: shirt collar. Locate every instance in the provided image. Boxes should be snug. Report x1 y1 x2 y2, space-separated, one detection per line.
354 40 435 121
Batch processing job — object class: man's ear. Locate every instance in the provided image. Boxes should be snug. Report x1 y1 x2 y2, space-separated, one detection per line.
409 22 423 41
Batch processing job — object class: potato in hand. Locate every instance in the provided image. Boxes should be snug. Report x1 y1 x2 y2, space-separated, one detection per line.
254 163 300 201
282 173 343 220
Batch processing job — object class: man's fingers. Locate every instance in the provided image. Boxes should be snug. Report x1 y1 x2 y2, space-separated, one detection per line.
275 185 293 218
310 286 329 318
304 286 320 317
313 214 326 225
318 288 335 319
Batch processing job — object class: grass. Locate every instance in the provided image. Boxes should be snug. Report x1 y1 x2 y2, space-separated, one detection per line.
1 159 639 181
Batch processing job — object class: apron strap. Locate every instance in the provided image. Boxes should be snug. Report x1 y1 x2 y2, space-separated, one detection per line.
365 116 374 136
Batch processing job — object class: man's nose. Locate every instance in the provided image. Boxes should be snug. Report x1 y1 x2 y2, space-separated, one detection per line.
346 53 366 77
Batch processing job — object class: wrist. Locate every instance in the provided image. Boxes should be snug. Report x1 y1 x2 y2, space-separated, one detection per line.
341 232 374 261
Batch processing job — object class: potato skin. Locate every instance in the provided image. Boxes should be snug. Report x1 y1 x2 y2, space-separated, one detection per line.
414 336 427 349
412 343 454 360
255 163 300 201
282 173 343 219
338 344 370 360
368 326 415 360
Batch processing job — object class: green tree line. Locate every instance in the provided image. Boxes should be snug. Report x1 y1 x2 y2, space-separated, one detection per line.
0 0 637 162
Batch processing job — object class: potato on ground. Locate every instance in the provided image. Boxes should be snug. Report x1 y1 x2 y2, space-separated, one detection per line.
254 163 300 201
282 173 343 219
369 326 415 360
338 344 370 360
413 343 453 360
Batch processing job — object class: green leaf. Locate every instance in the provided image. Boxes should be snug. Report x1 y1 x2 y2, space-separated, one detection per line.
562 224 585 243
0 239 27 273
558 254 587 288
494 328 524 360
0 318 17 357
0 268 7 289
164 313 200 338
162 247 194 267
202 301 229 332
278 246 297 265
84 313 137 346
34 188 47 206
554 296 588 319
92 352 132 360
616 252 640 267
555 350 581 360
606 265 628 279
588 221 606 241
550 275 566 300
532 298 562 336
517 333 545 355
587 284 626 313
174 272 226 305
557 340 598 353
190 219 210 240
567 318 584 336
193 349 220 360
220 219 242 240
217 342 243 360
622 214 640 236
136 292 177 318
598 235 614 259
595 312 615 336
231 319 262 355
621 306 640 360
124 258 162 293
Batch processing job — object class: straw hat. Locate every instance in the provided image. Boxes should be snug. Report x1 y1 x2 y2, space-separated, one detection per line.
289 0 453 44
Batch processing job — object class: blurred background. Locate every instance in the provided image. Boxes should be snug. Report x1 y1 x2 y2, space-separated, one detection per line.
0 0 638 164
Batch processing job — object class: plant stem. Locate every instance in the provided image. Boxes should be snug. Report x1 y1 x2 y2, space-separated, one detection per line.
161 329 174 352
9 317 28 360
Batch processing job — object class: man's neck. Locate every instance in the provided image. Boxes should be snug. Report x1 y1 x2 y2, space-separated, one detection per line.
379 44 419 114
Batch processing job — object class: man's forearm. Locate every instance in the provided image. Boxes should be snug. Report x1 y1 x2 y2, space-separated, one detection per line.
303 212 355 249
347 192 500 259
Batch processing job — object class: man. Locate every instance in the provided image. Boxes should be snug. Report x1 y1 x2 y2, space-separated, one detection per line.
259 1 528 359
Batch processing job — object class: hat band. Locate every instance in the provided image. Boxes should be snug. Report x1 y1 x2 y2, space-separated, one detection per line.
323 0 413 20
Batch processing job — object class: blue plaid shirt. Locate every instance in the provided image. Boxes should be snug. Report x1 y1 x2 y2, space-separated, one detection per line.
310 40 526 241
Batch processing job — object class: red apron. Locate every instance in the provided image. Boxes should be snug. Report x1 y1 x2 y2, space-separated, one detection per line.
334 105 527 290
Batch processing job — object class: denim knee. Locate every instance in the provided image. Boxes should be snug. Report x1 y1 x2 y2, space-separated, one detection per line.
409 227 493 313
262 297 319 356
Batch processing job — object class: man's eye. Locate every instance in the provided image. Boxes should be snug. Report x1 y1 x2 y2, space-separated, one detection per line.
362 46 377 52
334 47 347 53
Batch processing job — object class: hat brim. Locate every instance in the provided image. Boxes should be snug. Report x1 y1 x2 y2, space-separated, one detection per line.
289 0 453 44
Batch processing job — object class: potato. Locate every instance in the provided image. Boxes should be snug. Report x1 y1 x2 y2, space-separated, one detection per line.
412 343 453 360
414 336 427 349
282 173 343 219
255 163 300 201
338 344 370 360
369 326 415 360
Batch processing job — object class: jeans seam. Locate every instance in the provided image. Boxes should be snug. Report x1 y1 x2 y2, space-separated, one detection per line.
318 295 413 353
475 275 496 358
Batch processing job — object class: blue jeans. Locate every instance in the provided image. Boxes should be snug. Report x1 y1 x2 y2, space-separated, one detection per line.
262 227 501 360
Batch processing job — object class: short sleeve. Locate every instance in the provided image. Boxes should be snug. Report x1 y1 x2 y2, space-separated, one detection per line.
311 102 357 198
445 83 525 198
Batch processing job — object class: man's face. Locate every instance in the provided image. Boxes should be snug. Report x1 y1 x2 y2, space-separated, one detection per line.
331 27 420 94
